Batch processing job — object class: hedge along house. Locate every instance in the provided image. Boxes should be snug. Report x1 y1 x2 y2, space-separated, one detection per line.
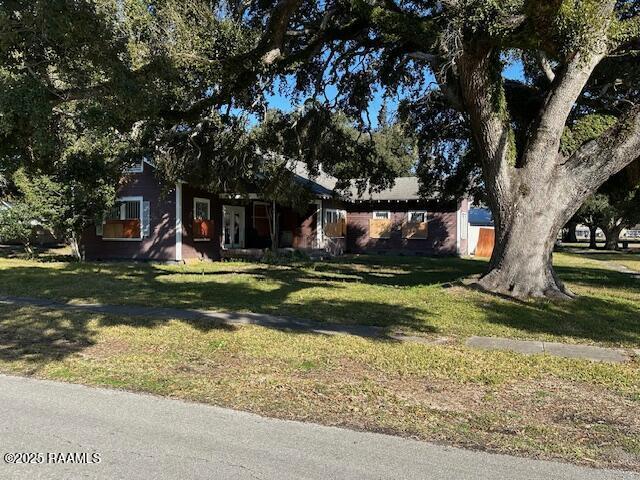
82 159 470 261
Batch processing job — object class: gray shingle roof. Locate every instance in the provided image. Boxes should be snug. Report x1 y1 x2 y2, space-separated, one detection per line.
347 177 422 202
290 162 338 199
292 162 426 202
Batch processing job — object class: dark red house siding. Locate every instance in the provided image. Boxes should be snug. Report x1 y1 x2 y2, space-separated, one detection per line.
82 165 177 261
181 186 222 261
346 201 458 255
292 203 320 249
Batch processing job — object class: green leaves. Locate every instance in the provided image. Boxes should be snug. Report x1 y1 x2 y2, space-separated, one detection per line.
560 114 617 157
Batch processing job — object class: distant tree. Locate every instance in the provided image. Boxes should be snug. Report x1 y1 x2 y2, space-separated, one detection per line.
575 194 613 249
597 168 640 250
575 176 640 251
0 170 63 255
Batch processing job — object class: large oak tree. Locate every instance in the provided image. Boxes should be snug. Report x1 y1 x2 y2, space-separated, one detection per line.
3 1 640 298
223 0 640 299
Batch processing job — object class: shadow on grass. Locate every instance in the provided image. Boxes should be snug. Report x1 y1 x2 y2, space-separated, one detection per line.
464 265 640 345
0 306 94 368
0 254 638 366
471 294 640 345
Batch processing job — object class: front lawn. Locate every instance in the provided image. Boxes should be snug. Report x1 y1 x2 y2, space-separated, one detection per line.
0 249 639 469
0 303 637 471
0 249 638 346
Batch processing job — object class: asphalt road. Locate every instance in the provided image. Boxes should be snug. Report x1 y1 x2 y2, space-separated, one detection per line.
0 374 637 480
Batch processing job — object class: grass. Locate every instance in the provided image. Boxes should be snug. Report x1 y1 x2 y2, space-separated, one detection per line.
0 246 638 469
0 247 638 346
0 303 637 470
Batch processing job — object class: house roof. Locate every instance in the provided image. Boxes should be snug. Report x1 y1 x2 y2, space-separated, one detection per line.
290 162 339 199
348 177 422 202
469 207 494 226
293 174 336 199
291 162 426 202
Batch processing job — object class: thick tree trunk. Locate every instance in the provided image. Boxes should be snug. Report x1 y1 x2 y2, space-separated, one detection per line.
452 19 640 300
589 226 598 249
477 186 574 300
603 224 624 251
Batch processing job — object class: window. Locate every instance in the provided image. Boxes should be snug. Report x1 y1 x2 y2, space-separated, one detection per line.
124 159 144 173
324 209 346 238
193 197 211 240
408 211 427 223
325 209 345 224
403 211 428 240
194 198 210 220
373 211 390 220
107 200 140 221
103 197 143 240
370 210 392 239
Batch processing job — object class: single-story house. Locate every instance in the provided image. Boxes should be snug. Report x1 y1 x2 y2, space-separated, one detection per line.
81 159 471 261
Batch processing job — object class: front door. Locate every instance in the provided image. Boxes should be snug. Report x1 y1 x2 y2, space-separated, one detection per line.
222 205 245 248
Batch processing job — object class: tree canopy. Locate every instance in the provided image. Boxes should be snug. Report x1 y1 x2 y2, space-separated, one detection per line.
1 1 640 297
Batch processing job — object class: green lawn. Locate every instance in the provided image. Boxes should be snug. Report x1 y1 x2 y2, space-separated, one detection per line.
0 303 638 471
0 248 638 346
0 248 639 470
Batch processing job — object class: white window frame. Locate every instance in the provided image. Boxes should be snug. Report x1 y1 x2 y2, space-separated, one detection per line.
324 208 346 225
373 211 390 220
407 211 427 223
124 159 144 174
193 197 211 242
103 196 143 241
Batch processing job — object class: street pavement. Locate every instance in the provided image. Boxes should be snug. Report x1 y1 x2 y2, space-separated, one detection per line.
0 374 637 480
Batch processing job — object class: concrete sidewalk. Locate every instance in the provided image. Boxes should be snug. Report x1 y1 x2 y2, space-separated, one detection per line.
466 336 633 363
1 374 637 480
2 294 633 362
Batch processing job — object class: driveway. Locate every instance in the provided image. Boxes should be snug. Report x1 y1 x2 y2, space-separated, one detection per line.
0 374 637 480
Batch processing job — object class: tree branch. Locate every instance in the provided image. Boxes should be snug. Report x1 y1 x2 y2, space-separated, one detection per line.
522 1 617 169
536 51 555 83
256 0 304 65
564 104 640 192
456 44 515 224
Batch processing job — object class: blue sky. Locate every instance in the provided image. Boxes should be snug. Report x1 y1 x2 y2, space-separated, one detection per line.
264 60 526 128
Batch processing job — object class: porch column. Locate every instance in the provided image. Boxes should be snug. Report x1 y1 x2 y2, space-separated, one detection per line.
272 200 277 249
175 182 183 261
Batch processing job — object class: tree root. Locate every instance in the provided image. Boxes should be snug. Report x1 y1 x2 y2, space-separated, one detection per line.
462 270 576 302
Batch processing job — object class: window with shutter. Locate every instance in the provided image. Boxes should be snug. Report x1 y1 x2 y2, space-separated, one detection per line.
103 197 143 240
193 197 212 240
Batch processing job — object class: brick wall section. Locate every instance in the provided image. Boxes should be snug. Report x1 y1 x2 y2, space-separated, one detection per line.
82 166 177 261
346 200 458 255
